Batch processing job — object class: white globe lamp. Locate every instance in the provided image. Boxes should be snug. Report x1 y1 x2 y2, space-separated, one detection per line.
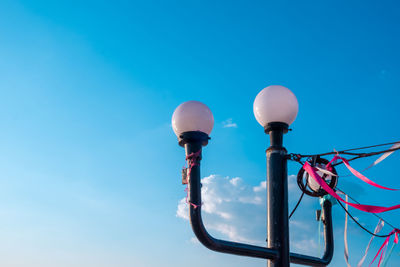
253 85 298 133
172 101 214 146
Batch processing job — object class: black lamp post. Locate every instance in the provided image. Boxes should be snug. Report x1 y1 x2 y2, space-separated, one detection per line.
172 86 334 266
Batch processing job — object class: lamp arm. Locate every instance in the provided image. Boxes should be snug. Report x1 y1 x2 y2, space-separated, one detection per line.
189 204 279 259
185 141 278 260
289 200 334 266
183 138 333 265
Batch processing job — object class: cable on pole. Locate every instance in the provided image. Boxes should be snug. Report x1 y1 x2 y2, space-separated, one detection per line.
337 187 398 230
288 141 400 160
337 197 392 238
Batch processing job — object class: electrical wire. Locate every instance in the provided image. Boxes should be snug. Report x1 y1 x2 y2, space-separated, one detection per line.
332 146 400 167
288 169 399 235
289 157 399 231
337 198 392 238
287 141 400 231
337 187 397 230
289 157 317 219
289 174 307 219
288 141 400 162
287 168 394 237
289 191 305 219
333 141 400 153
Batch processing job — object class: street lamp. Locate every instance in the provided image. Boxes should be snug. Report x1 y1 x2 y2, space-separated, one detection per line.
172 86 334 267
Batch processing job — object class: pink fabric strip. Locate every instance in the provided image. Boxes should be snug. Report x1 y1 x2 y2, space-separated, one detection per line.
367 143 400 170
186 150 201 178
303 162 400 213
326 155 398 191
185 186 200 209
184 150 202 209
357 219 384 267
344 194 352 267
369 229 400 267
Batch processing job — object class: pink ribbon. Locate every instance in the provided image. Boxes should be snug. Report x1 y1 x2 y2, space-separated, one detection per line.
184 150 202 209
184 186 200 209
369 229 400 267
357 219 385 267
185 150 201 178
303 162 400 213
326 155 398 191
343 194 351 267
367 143 400 170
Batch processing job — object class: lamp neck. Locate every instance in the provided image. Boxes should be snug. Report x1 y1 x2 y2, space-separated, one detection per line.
269 130 283 148
178 131 210 147
264 122 289 148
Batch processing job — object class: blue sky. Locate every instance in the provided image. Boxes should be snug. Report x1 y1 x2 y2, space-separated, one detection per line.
0 0 399 266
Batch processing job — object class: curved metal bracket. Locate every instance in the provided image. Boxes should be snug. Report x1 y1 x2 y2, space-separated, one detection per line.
289 200 334 266
183 138 334 266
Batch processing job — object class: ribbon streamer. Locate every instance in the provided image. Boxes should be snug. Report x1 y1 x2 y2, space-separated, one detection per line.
184 150 202 209
357 219 385 267
381 242 397 267
344 194 352 267
303 162 400 213
326 155 398 191
315 166 337 177
184 186 200 209
185 150 201 178
369 229 400 267
366 143 400 170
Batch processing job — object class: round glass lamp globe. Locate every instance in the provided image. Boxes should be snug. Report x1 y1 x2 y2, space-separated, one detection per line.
253 85 299 127
172 100 214 137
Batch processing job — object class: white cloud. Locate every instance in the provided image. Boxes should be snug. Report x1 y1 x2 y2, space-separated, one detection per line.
190 237 200 244
177 174 323 255
292 238 318 254
222 118 238 128
177 198 189 220
253 181 266 192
